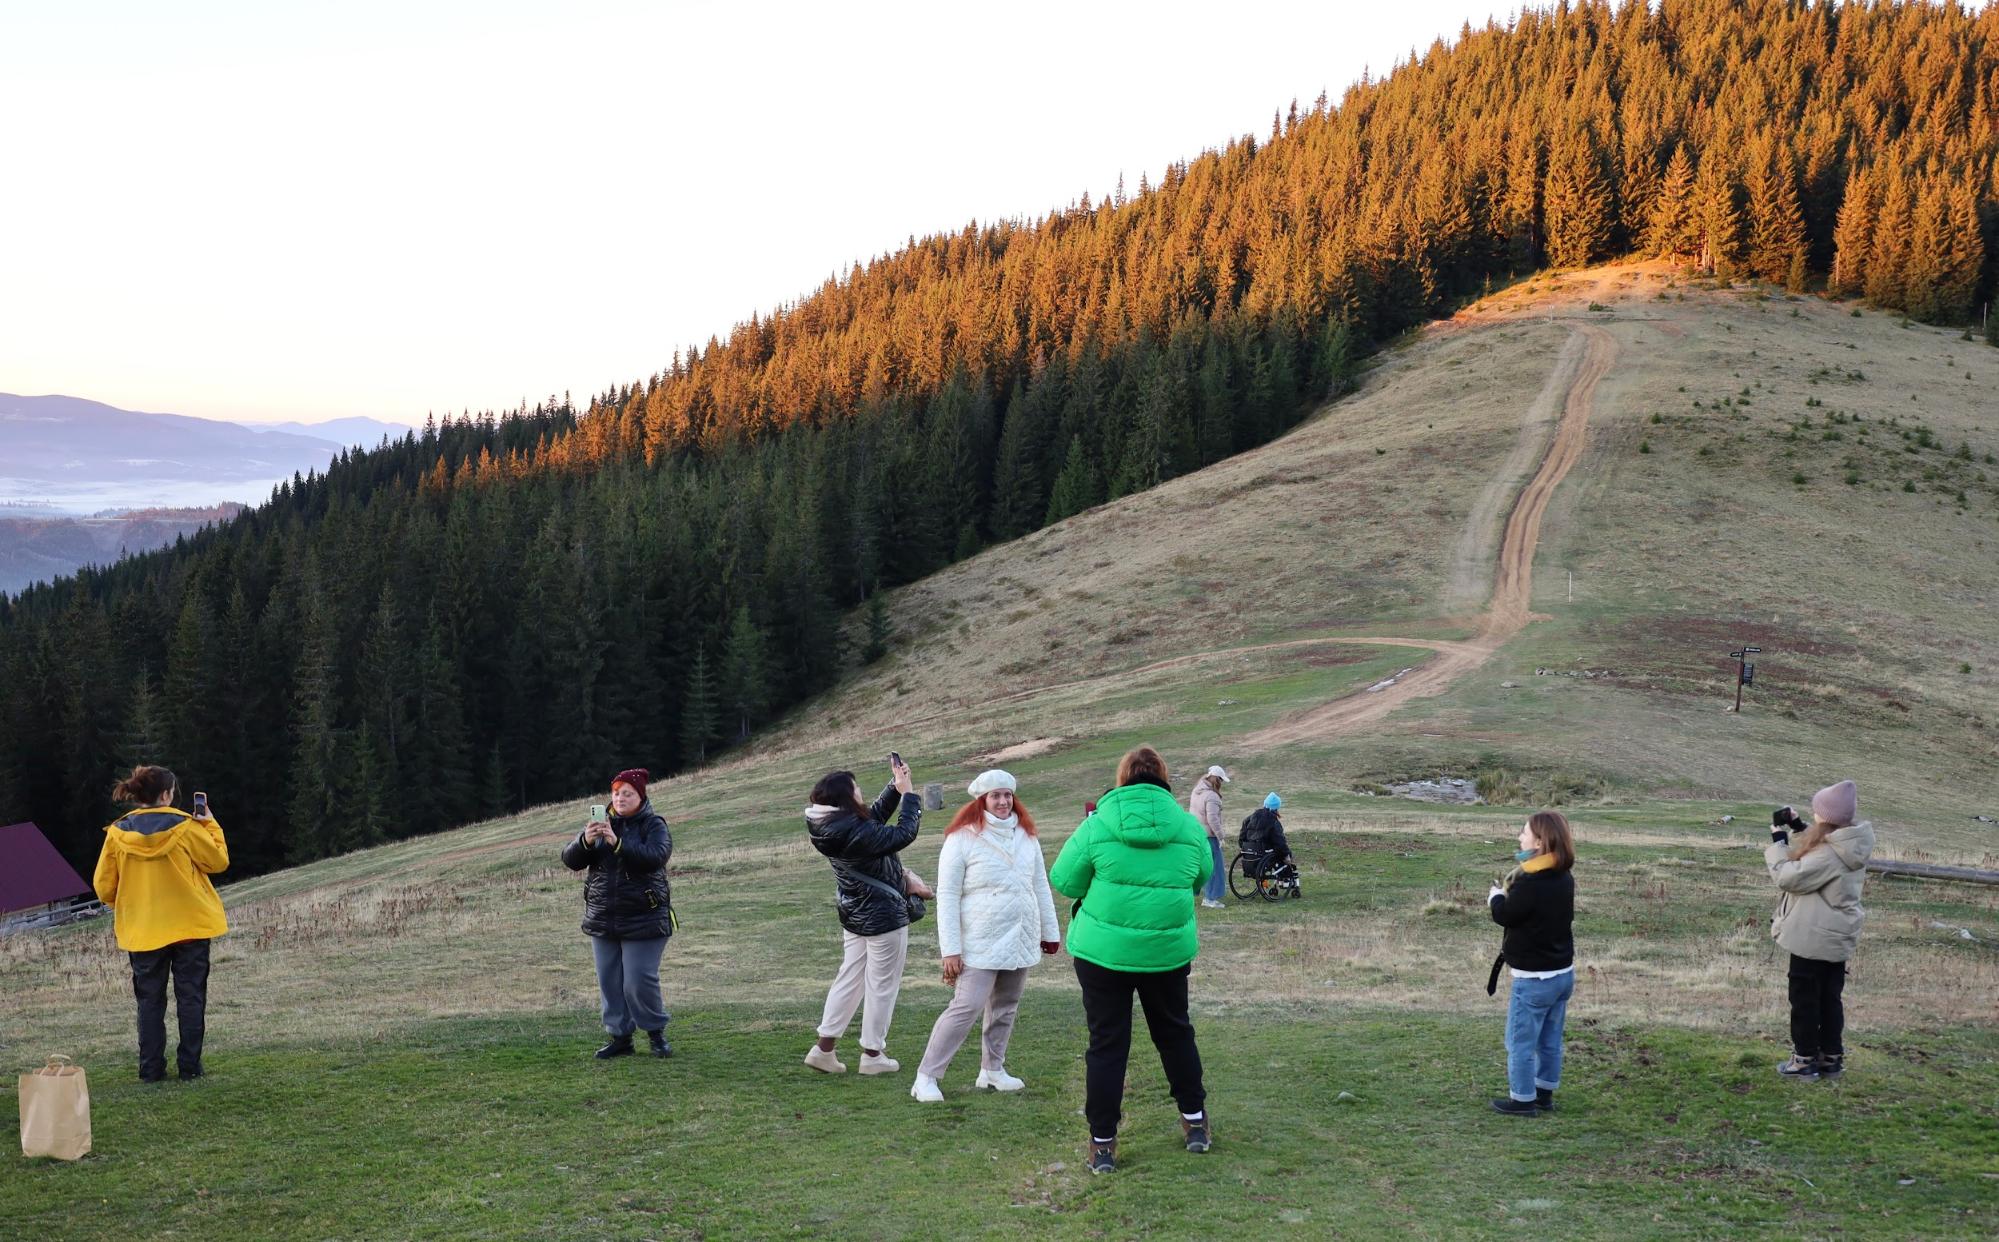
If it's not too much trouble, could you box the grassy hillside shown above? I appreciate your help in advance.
[5,268,1996,1239]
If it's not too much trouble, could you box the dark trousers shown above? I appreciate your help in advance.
[1787,953,1846,1059]
[130,938,211,1081]
[1073,957,1205,1139]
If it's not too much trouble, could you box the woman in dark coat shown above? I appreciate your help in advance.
[561,767,673,1059]
[802,756,931,1077]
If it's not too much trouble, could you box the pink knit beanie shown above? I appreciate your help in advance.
[1811,779,1857,827]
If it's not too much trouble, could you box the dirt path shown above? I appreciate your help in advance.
[1241,321,1617,749]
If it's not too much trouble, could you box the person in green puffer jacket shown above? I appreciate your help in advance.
[1050,745,1214,1175]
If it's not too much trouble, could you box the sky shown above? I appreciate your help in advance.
[1,0,1507,426]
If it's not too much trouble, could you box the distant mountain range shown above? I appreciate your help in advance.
[245,416,414,450]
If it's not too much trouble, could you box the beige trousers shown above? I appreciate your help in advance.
[816,925,909,1050]
[917,965,1029,1079]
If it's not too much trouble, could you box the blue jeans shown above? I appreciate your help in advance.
[590,935,669,1036]
[1204,838,1226,900]
[1504,970,1574,1101]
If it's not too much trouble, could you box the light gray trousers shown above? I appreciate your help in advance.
[917,965,1029,1079]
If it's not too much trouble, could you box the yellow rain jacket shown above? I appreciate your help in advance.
[92,807,229,952]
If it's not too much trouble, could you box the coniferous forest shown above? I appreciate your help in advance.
[5,0,1998,878]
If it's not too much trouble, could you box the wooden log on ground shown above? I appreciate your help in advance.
[1866,859,1999,885]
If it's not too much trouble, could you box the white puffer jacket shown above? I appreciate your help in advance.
[935,820,1062,970]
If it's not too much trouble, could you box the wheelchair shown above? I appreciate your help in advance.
[1227,850,1302,903]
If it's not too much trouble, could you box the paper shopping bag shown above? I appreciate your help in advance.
[19,1054,91,1160]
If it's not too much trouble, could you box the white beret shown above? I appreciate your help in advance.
[967,769,1018,797]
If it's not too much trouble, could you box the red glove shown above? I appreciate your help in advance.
[1041,941,1060,955]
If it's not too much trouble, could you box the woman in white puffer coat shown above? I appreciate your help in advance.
[911,769,1062,1102]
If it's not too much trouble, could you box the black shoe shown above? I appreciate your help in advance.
[1816,1055,1843,1078]
[139,1074,165,1085]
[1087,1139,1117,1174]
[647,1030,672,1058]
[1534,1087,1554,1112]
[1181,1113,1212,1153]
[1491,1096,1540,1115]
[178,1068,203,1082]
[595,1034,635,1060]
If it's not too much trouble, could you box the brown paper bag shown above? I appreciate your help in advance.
[19,1054,91,1160]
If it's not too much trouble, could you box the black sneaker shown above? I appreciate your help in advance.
[1815,1055,1843,1078]
[1534,1087,1554,1112]
[1491,1096,1540,1115]
[1087,1139,1117,1174]
[647,1030,673,1058]
[1776,1055,1820,1080]
[1181,1113,1212,1153]
[595,1034,636,1060]
[177,1068,204,1082]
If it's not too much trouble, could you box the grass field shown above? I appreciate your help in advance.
[7,266,1998,1238]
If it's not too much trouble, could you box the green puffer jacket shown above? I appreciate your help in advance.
[1050,781,1213,972]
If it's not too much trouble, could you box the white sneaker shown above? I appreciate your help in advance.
[976,1066,1026,1092]
[910,1073,944,1102]
[803,1045,846,1074]
[1201,898,1226,909]
[858,1051,900,1075]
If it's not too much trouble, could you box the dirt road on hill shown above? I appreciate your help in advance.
[1241,321,1617,749]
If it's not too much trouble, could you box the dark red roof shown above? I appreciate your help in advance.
[0,822,92,914]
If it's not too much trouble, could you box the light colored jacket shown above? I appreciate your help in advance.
[92,808,229,952]
[1765,821,1875,962]
[1189,782,1224,840]
[935,821,1061,970]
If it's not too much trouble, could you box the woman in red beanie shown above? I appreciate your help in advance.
[561,768,675,1059]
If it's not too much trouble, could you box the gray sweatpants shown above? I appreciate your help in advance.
[591,935,668,1036]
[917,966,1029,1079]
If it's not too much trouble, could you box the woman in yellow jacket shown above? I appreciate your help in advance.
[92,765,228,1083]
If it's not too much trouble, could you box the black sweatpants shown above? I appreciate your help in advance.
[131,938,211,1081]
[1072,957,1206,1139]
[1787,953,1846,1059]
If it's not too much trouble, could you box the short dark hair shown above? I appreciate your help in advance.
[810,771,867,816]
[112,764,176,806]
[1527,811,1575,871]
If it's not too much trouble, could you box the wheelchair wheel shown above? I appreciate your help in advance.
[1258,874,1286,903]
[1228,853,1258,900]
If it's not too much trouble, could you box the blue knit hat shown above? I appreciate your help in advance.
[1263,792,1282,810]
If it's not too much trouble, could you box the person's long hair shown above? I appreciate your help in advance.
[111,765,176,806]
[809,771,869,818]
[1789,820,1837,860]
[1525,811,1576,871]
[1115,746,1170,789]
[946,795,1038,836]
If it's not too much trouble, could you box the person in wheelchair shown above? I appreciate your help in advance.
[1237,793,1301,894]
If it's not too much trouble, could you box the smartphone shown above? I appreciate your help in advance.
[192,792,209,819]
[888,752,903,768]
[591,804,607,823]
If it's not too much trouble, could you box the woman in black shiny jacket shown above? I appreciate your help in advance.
[561,768,673,1059]
[802,758,931,1076]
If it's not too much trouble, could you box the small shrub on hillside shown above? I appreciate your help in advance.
[1792,471,1808,485]
[1845,472,1861,485]
[1851,307,1863,317]
[1650,412,1663,424]
[1638,440,1651,454]
[1904,480,1918,492]
[1963,663,1975,674]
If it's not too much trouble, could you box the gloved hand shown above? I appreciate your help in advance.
[1487,884,1505,904]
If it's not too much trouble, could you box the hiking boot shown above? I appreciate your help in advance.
[976,1066,1025,1092]
[1181,1112,1212,1153]
[1491,1096,1540,1115]
[646,1030,672,1058]
[858,1051,900,1075]
[594,1034,635,1060]
[910,1074,944,1102]
[1815,1054,1844,1079]
[803,1044,847,1074]
[1777,1055,1820,1080]
[1086,1138,1117,1174]
[1534,1087,1555,1112]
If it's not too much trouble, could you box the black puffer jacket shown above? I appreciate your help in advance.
[561,801,673,939]
[807,784,920,938]
[1237,808,1291,858]
[1488,866,1574,972]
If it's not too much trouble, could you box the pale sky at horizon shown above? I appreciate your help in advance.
[1,1,1507,426]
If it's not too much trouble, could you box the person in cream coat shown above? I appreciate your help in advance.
[911,769,1062,1102]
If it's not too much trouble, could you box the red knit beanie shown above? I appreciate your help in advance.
[612,768,650,799]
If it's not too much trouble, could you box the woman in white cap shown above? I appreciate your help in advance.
[1190,766,1230,908]
[910,769,1062,1102]
[1765,779,1874,1080]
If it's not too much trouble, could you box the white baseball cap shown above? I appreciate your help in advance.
[1206,765,1231,782]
